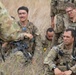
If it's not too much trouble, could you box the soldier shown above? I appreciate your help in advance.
[42,28,54,75]
[16,6,42,61]
[51,3,76,46]
[17,6,45,75]
[42,28,54,52]
[44,28,76,75]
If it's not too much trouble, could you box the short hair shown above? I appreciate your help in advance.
[46,28,54,33]
[17,6,29,13]
[65,28,76,38]
[65,3,76,9]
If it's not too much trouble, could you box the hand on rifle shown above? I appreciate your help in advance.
[24,33,33,39]
[54,68,65,75]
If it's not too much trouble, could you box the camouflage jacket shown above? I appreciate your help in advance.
[18,21,42,59]
[42,38,52,59]
[42,38,52,51]
[17,20,41,54]
[44,43,76,73]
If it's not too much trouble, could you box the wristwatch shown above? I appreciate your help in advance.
[52,66,57,71]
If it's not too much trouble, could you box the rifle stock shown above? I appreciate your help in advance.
[0,45,5,62]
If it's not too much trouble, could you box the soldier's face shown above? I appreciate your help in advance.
[18,10,28,22]
[46,31,54,41]
[71,9,76,18]
[63,31,74,45]
[66,7,73,18]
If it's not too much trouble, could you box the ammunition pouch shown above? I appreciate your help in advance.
[58,65,67,71]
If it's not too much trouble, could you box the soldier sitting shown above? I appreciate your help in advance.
[42,28,54,52]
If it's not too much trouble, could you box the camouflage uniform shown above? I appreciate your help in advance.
[17,20,42,56]
[44,43,76,75]
[42,39,52,52]
[42,38,53,75]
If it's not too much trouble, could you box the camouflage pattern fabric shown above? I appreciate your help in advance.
[42,39,52,58]
[42,38,52,52]
[18,20,40,54]
[44,43,76,75]
[18,21,43,62]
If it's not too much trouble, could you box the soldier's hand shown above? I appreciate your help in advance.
[54,68,65,75]
[64,70,72,75]
[2,42,8,48]
[24,33,33,39]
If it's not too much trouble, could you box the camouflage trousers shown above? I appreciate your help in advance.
[43,65,54,75]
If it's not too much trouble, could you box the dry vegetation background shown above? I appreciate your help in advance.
[0,0,51,39]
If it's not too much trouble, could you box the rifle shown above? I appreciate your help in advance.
[72,36,76,61]
[0,46,5,62]
[11,40,32,61]
[0,39,5,62]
